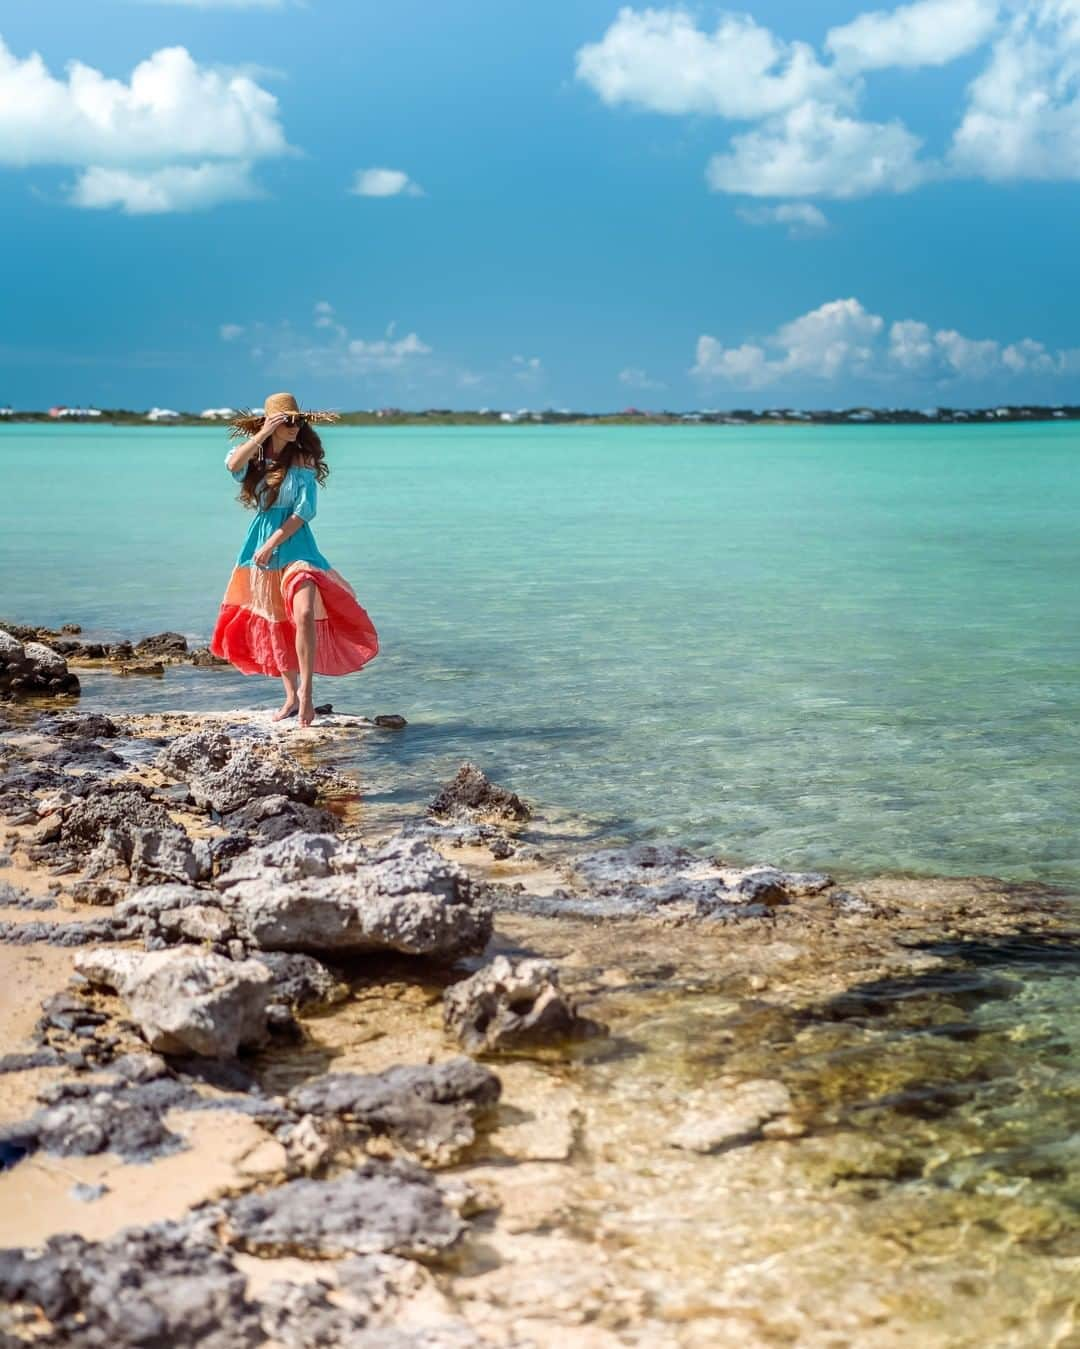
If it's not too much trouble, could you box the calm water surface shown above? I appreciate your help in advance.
[3,421,1079,885]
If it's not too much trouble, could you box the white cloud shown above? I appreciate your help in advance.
[0,39,287,168]
[826,0,1000,72]
[350,167,424,198]
[950,1,1080,180]
[618,366,666,389]
[693,296,1080,388]
[220,323,246,342]
[574,6,839,119]
[69,160,261,213]
[344,332,432,372]
[0,38,288,213]
[707,100,929,198]
[737,201,829,233]
[227,306,434,378]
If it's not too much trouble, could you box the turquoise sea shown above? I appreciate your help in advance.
[3,421,1079,887]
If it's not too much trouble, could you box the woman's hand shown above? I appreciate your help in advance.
[258,412,289,441]
[252,540,278,568]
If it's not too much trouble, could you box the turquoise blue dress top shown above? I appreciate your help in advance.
[227,460,331,572]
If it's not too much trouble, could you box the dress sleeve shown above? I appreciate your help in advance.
[225,454,246,484]
[291,469,318,522]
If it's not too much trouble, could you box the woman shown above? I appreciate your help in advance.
[210,392,378,727]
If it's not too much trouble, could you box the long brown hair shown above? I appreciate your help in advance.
[239,422,330,511]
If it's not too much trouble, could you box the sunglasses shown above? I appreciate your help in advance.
[282,414,305,427]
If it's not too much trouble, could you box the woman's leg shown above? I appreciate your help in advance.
[293,579,317,726]
[272,670,299,721]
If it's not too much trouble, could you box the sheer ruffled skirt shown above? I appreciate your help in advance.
[211,561,379,677]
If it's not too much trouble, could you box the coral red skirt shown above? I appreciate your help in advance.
[210,561,379,677]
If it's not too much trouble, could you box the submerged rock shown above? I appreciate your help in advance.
[222,1159,464,1259]
[669,1079,795,1153]
[287,1057,500,1165]
[75,946,273,1057]
[428,762,530,824]
[224,834,492,959]
[443,956,607,1055]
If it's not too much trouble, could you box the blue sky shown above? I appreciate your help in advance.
[3,0,1080,411]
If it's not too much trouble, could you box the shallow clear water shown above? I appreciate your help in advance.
[4,421,1079,885]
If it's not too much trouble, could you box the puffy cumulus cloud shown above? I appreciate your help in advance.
[70,161,261,213]
[0,37,288,212]
[693,297,1080,388]
[949,0,1080,180]
[350,167,424,198]
[575,2,1080,199]
[574,6,839,119]
[707,100,930,198]
[0,40,287,168]
[737,201,829,233]
[826,0,1000,72]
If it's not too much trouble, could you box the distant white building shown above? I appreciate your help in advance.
[200,407,235,420]
[147,407,181,421]
[0,407,12,417]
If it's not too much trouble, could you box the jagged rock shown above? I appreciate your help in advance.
[287,1058,500,1165]
[136,631,189,656]
[37,711,118,739]
[158,735,320,815]
[6,1091,185,1162]
[0,1217,259,1348]
[428,762,530,823]
[669,1079,794,1153]
[221,794,340,840]
[443,956,606,1054]
[223,835,492,959]
[254,951,347,1010]
[216,832,344,887]
[0,629,80,698]
[62,787,176,850]
[75,946,273,1057]
[222,1160,464,1259]
[189,647,227,667]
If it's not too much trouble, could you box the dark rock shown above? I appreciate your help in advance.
[254,951,347,1010]
[222,794,340,840]
[428,762,530,823]
[0,1218,260,1348]
[37,712,118,739]
[374,714,408,729]
[444,956,607,1055]
[61,787,175,851]
[136,631,189,656]
[222,1159,464,1259]
[287,1057,500,1164]
[0,918,121,946]
[189,647,228,667]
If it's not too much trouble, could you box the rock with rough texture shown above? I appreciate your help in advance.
[223,1160,464,1259]
[0,629,80,698]
[287,1057,500,1164]
[38,711,119,739]
[0,1217,259,1349]
[216,832,343,887]
[443,956,607,1054]
[136,631,189,656]
[669,1078,794,1153]
[428,762,530,823]
[226,835,492,959]
[61,788,176,851]
[253,951,347,1009]
[221,793,341,840]
[75,946,273,1057]
[156,728,235,778]
[195,746,319,814]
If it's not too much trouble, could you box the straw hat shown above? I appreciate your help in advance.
[228,392,340,439]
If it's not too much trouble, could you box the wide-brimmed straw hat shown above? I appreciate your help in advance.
[227,392,340,439]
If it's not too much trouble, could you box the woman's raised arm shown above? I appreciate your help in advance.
[225,413,287,473]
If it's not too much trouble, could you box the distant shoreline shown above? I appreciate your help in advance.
[2,405,1079,428]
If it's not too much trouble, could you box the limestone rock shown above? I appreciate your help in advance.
[75,946,273,1057]
[443,956,607,1054]
[287,1057,500,1164]
[669,1078,794,1153]
[136,631,189,656]
[428,762,530,823]
[225,835,492,959]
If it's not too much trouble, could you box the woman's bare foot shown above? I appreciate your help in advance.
[271,699,298,722]
[298,695,315,728]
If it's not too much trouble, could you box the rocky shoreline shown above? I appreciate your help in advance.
[1,631,1078,1346]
